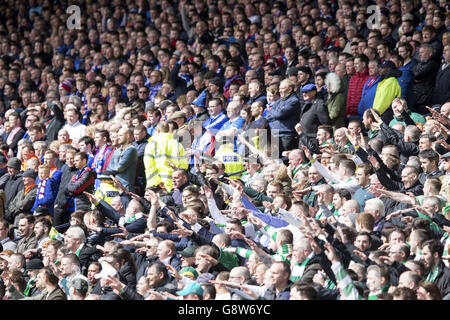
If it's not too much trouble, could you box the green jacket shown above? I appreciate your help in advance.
[8,286,67,300]
[327,92,346,131]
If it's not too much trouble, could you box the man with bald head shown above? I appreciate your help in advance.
[105,127,138,192]
[215,100,245,150]
[288,149,308,182]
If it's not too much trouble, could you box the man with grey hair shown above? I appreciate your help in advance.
[64,226,101,276]
[228,266,252,300]
[398,270,422,291]
[411,43,440,114]
[364,198,386,233]
[290,237,322,283]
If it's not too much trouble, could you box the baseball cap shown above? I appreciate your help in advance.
[69,278,89,296]
[23,168,37,179]
[33,206,50,217]
[168,111,186,121]
[301,84,317,92]
[179,267,199,279]
[179,246,198,257]
[176,281,204,297]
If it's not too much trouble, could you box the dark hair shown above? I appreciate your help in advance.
[421,239,444,258]
[78,136,95,149]
[418,149,439,165]
[40,267,60,286]
[74,151,88,162]
[291,284,319,300]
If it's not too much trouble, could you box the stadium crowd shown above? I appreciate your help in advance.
[0,0,449,301]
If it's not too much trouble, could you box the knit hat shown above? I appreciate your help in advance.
[26,258,44,271]
[441,151,450,159]
[158,100,174,110]
[59,80,73,93]
[7,157,21,170]
[378,60,396,69]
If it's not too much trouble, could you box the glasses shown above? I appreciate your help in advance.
[127,88,135,91]
[139,91,148,94]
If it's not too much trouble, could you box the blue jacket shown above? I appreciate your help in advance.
[265,93,301,137]
[96,200,147,234]
[106,145,138,192]
[32,178,58,214]
[358,76,380,117]
[398,59,417,108]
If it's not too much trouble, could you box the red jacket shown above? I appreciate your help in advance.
[346,69,370,116]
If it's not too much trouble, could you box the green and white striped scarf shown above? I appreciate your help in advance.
[290,252,314,282]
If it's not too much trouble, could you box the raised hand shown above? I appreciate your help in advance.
[84,192,100,204]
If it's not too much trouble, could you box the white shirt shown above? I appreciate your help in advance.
[63,121,86,144]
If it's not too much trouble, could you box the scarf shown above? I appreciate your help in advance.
[7,126,21,145]
[425,264,440,283]
[274,243,293,262]
[290,252,314,282]
[119,212,143,227]
[24,184,36,195]
[92,145,111,174]
[37,178,48,199]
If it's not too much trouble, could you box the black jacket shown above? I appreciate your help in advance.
[412,58,440,108]
[3,172,24,222]
[433,260,450,300]
[432,61,450,105]
[119,262,137,290]
[375,165,423,195]
[66,166,97,211]
[96,200,147,234]
[55,166,78,207]
[5,128,25,154]
[299,97,331,138]
[45,102,65,144]
[78,244,102,276]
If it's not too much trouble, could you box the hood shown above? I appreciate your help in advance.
[381,68,402,80]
